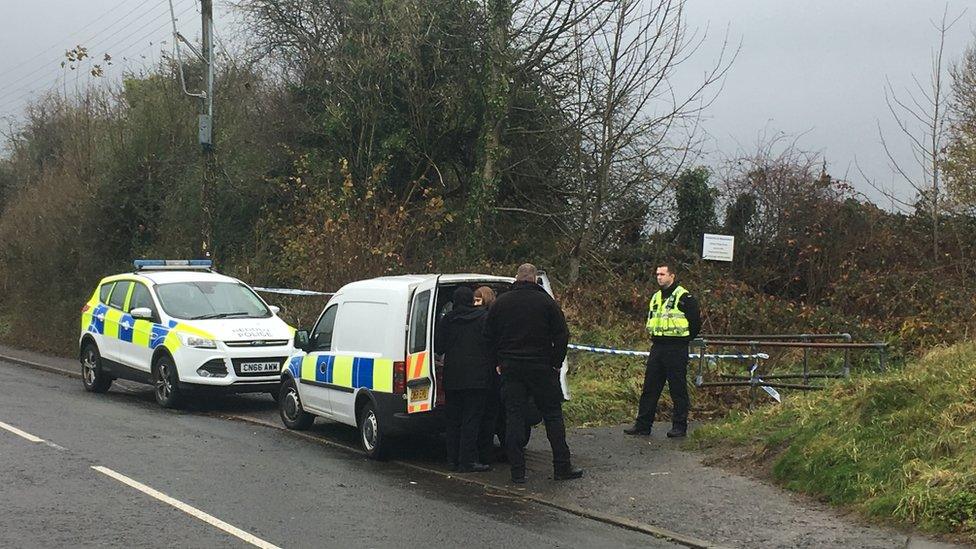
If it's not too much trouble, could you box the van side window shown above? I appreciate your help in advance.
[312,305,338,352]
[408,289,431,354]
[108,281,132,311]
[333,301,390,354]
[99,282,115,304]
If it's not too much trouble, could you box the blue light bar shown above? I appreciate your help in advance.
[133,259,213,271]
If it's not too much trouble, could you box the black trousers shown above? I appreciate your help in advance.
[478,374,502,463]
[501,362,571,474]
[634,344,690,429]
[445,388,486,465]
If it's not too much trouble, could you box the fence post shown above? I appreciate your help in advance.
[802,334,810,386]
[696,338,706,386]
[842,333,851,378]
[748,341,759,410]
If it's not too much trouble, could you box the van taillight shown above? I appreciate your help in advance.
[81,304,91,313]
[394,361,406,394]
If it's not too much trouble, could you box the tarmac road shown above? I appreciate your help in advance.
[0,360,683,549]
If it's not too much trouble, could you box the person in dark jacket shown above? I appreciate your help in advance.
[484,263,583,484]
[435,286,491,473]
[473,286,502,463]
[625,263,701,438]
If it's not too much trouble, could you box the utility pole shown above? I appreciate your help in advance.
[199,0,214,151]
[168,0,216,257]
[200,0,215,258]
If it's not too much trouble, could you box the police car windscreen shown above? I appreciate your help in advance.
[155,282,271,320]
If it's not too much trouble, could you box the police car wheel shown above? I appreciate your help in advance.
[279,378,313,430]
[357,401,387,460]
[80,343,112,393]
[153,356,183,409]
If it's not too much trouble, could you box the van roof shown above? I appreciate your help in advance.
[339,273,514,294]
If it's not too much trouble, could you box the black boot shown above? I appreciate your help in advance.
[553,465,584,480]
[624,424,652,436]
[511,467,527,484]
[458,462,491,473]
[666,424,687,438]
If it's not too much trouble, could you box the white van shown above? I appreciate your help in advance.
[277,272,568,458]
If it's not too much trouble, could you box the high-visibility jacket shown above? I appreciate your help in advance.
[646,285,690,338]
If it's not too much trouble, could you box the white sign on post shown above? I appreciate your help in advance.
[702,233,734,262]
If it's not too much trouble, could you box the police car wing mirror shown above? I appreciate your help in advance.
[130,307,153,320]
[294,330,310,351]
[269,305,281,315]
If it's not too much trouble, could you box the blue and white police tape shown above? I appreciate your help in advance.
[252,286,334,297]
[567,344,649,357]
[567,343,769,361]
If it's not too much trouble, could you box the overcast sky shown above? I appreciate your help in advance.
[1,1,975,209]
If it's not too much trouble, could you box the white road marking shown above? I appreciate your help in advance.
[91,466,281,549]
[0,420,44,442]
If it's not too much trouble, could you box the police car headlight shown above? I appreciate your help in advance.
[178,333,218,349]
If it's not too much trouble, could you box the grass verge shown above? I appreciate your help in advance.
[690,342,976,540]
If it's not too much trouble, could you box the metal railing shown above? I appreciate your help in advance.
[691,334,888,407]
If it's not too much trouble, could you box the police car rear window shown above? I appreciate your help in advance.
[99,283,114,304]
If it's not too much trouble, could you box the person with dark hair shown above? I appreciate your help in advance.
[484,263,583,484]
[625,263,701,438]
[436,286,492,472]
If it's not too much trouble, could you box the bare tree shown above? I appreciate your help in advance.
[555,0,733,282]
[873,7,964,260]
[465,0,611,245]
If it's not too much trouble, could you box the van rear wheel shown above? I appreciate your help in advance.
[357,401,387,460]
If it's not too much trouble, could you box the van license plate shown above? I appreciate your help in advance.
[409,386,429,401]
[240,361,279,373]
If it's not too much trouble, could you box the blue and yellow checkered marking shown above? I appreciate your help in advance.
[118,313,135,343]
[87,304,108,334]
[286,356,302,378]
[352,357,374,388]
[86,303,171,350]
[294,354,394,393]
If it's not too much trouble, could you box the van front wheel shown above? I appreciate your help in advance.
[279,378,313,430]
[357,401,387,460]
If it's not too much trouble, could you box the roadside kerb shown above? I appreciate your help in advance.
[0,352,80,379]
[222,414,725,549]
[0,351,724,549]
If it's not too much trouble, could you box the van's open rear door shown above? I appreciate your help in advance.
[405,276,438,413]
[537,271,571,400]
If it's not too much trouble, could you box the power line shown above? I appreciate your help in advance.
[0,1,197,113]
[0,0,139,76]
[0,0,163,96]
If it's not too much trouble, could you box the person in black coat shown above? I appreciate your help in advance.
[484,263,583,484]
[435,286,492,473]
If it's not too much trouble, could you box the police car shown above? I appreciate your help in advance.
[79,260,295,408]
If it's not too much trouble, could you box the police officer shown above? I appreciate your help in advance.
[625,263,701,438]
[484,263,583,484]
